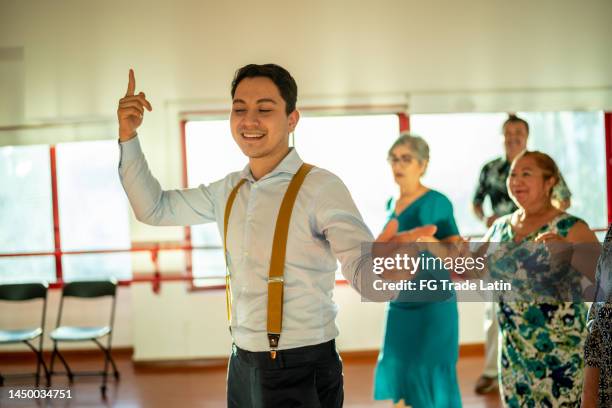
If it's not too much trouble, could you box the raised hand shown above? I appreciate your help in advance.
[117,69,153,141]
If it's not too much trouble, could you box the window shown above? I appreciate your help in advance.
[0,145,55,283]
[56,141,132,281]
[184,114,401,285]
[410,111,607,236]
[185,120,245,286]
[185,111,608,286]
[0,141,132,284]
[519,112,606,230]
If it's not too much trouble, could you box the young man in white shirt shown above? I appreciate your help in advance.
[117,64,432,407]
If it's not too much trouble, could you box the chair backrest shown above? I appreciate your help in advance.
[0,282,48,301]
[0,282,48,337]
[62,279,117,298]
[56,279,118,332]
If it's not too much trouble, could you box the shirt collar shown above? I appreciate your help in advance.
[239,148,304,182]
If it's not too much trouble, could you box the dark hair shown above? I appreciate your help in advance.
[230,64,298,115]
[503,114,529,135]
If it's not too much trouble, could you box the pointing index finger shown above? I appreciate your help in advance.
[126,69,135,96]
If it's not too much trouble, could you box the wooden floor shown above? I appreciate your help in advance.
[0,350,502,407]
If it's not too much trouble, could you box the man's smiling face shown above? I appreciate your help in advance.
[230,76,299,160]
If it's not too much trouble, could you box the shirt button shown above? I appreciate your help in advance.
[253,184,258,189]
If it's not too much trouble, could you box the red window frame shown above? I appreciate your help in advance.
[181,112,409,290]
[0,143,193,292]
[1,111,609,292]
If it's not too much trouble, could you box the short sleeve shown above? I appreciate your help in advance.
[433,193,460,239]
[473,164,489,206]
[385,197,395,221]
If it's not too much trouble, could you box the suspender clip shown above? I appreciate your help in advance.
[268,333,280,360]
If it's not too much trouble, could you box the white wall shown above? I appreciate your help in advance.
[130,282,484,361]
[0,280,483,359]
[1,0,610,359]
[2,0,611,128]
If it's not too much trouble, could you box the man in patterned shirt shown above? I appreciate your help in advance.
[473,114,572,227]
[472,114,572,394]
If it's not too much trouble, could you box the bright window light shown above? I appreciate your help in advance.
[295,114,399,233]
[411,111,606,236]
[0,145,55,283]
[185,114,400,284]
[56,140,131,281]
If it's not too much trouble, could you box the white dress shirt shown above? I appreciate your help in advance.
[119,136,391,351]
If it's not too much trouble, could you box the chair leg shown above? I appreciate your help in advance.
[94,339,120,381]
[35,350,41,387]
[102,351,109,386]
[0,372,4,387]
[35,349,50,387]
[54,345,74,383]
[24,340,50,388]
[37,349,51,387]
[106,350,120,380]
[36,356,40,388]
[49,345,57,376]
[91,339,109,398]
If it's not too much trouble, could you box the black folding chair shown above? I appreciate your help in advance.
[0,282,50,387]
[49,279,119,397]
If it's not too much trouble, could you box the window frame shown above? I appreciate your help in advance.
[181,110,410,291]
[0,143,152,289]
[1,112,609,292]
[182,110,612,290]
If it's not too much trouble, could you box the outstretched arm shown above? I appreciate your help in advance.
[117,70,217,226]
[313,176,436,301]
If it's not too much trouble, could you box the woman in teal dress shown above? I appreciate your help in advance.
[483,151,600,407]
[373,133,462,408]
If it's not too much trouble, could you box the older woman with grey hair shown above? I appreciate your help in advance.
[373,133,462,408]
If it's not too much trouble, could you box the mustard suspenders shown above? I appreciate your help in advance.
[223,178,247,329]
[223,163,314,359]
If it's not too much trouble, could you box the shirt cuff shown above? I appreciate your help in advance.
[118,134,142,167]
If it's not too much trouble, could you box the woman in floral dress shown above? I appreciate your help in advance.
[484,151,600,407]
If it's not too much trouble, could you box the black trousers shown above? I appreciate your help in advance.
[227,340,344,408]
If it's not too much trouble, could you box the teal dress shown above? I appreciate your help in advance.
[373,190,462,407]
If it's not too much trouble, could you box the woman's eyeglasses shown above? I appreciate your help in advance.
[387,155,414,166]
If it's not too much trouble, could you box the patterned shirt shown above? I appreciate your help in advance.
[584,224,612,407]
[473,157,572,216]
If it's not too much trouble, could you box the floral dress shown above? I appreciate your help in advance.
[486,212,588,408]
[584,223,612,407]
